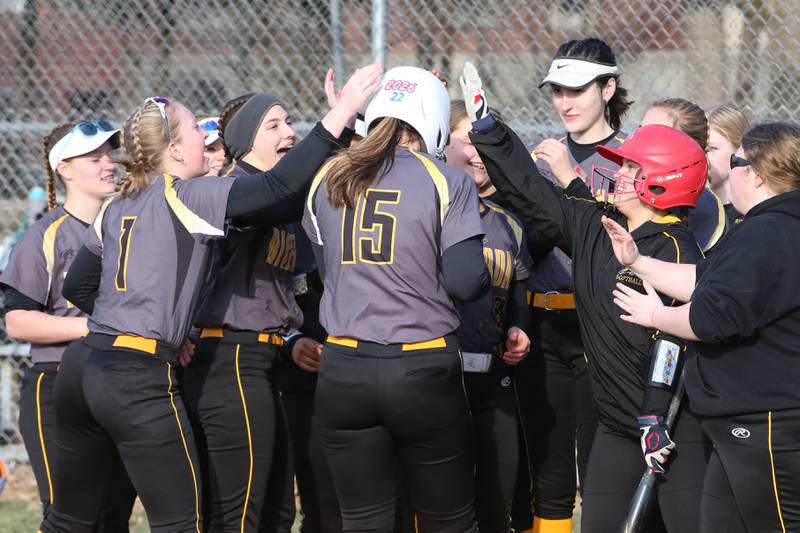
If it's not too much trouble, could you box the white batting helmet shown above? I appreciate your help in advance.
[363,66,450,159]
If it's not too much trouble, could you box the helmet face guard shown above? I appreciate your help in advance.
[590,165,642,205]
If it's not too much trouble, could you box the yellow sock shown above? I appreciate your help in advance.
[532,516,572,533]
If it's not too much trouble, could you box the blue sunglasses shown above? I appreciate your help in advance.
[74,120,115,136]
[199,119,219,133]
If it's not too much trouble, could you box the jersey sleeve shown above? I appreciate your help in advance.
[441,171,484,251]
[689,222,790,343]
[169,175,234,240]
[301,161,333,246]
[469,118,583,253]
[0,226,48,305]
[515,233,533,282]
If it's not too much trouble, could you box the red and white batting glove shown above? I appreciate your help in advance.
[638,415,676,474]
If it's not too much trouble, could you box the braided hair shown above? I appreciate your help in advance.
[42,122,76,210]
[117,99,179,197]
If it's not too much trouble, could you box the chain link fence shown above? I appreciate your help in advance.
[0,0,797,451]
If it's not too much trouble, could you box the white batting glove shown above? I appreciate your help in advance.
[459,62,490,123]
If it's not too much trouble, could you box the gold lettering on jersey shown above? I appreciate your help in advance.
[266,228,297,272]
[483,247,513,289]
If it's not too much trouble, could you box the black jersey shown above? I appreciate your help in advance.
[688,189,800,416]
[470,118,702,437]
[0,207,87,363]
[528,130,627,293]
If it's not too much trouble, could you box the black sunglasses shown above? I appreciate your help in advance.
[75,120,115,136]
[730,154,752,170]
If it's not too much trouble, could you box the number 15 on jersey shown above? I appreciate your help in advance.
[341,188,401,265]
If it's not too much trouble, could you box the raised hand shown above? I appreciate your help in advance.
[324,67,341,108]
[459,62,489,123]
[601,215,640,267]
[534,138,577,187]
[334,63,384,116]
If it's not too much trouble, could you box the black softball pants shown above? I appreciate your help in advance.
[40,334,202,533]
[580,407,710,533]
[19,362,136,529]
[315,336,477,533]
[512,308,598,531]
[699,409,800,533]
[464,360,518,533]
[182,335,283,532]
[281,389,343,533]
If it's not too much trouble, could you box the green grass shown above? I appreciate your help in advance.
[0,500,42,533]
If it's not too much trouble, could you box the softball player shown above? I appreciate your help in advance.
[303,66,489,533]
[40,64,381,533]
[510,37,630,533]
[445,99,533,532]
[462,63,710,532]
[0,121,136,528]
[641,98,729,254]
[197,116,226,175]
[608,121,800,533]
[186,91,331,532]
[706,105,749,226]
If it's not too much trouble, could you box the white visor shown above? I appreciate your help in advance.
[539,58,619,89]
[48,123,119,171]
[198,117,221,146]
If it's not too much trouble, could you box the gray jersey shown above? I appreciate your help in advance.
[0,207,86,363]
[455,200,532,351]
[195,162,302,334]
[86,174,233,346]
[529,131,627,293]
[303,148,484,344]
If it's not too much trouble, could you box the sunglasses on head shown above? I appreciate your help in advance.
[74,120,115,136]
[144,96,171,143]
[730,154,752,170]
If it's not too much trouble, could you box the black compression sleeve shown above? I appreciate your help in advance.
[640,336,685,418]
[62,245,102,315]
[527,228,556,264]
[505,279,530,333]
[441,236,490,302]
[226,122,341,220]
[2,287,44,313]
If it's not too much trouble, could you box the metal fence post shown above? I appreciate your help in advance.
[371,0,387,65]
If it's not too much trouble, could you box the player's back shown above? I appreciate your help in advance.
[304,147,483,344]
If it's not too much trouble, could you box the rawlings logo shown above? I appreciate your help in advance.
[384,80,417,92]
[656,172,683,183]
[731,427,751,439]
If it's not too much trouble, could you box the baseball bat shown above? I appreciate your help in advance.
[620,369,686,533]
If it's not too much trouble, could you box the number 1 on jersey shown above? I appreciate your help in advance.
[341,189,401,265]
[115,216,137,291]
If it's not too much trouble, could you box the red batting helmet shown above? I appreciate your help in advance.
[595,124,707,209]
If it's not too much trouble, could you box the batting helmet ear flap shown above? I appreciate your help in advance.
[364,66,451,159]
